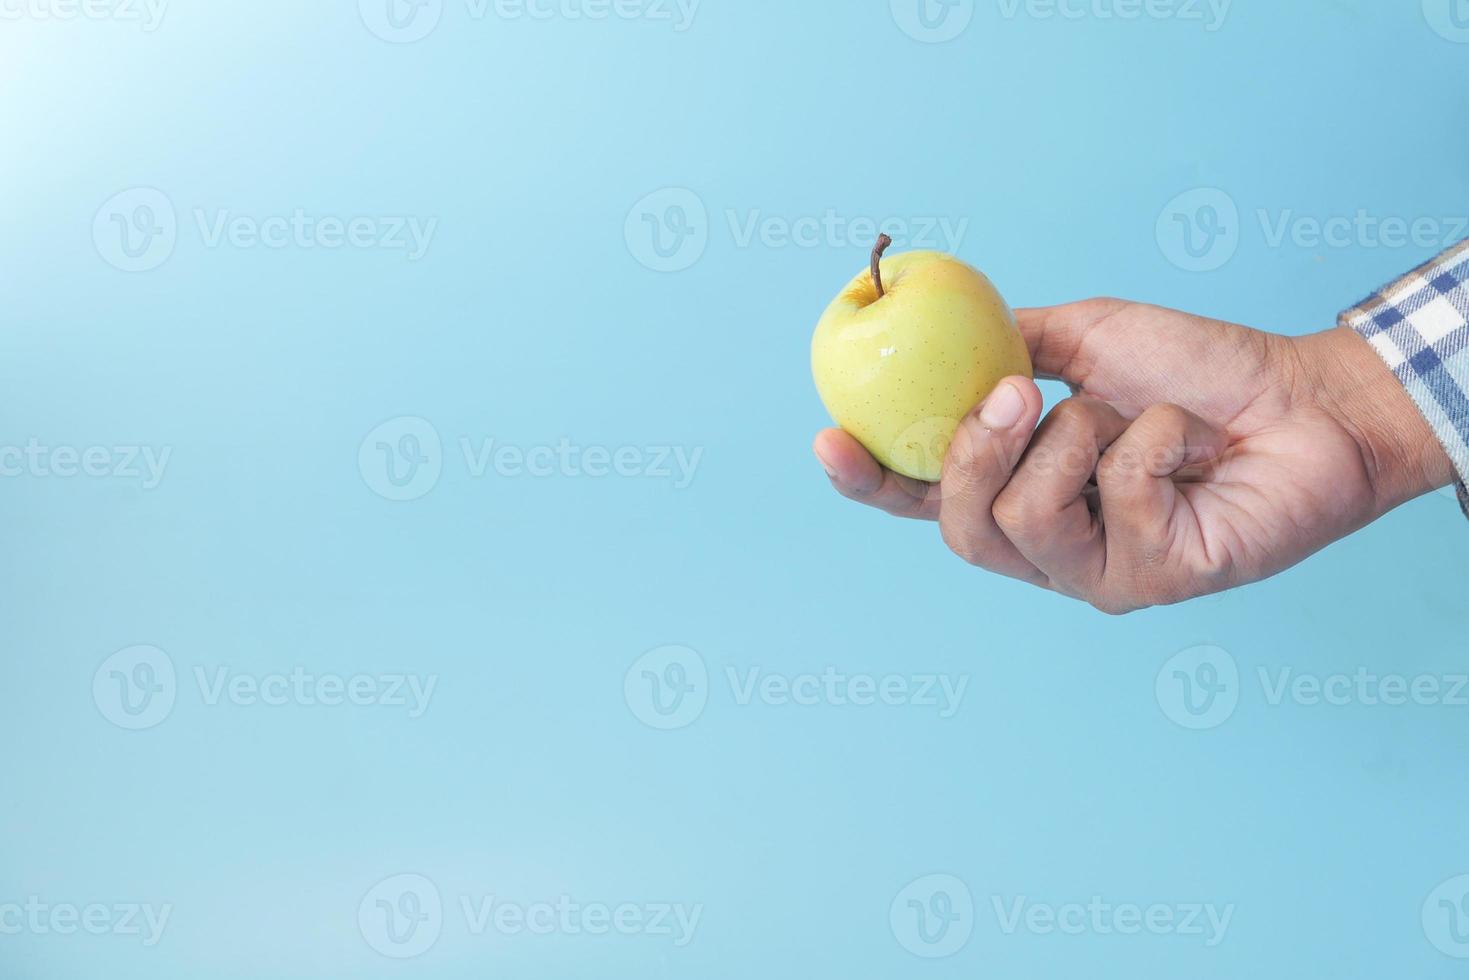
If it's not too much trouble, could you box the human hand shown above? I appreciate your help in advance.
[813,299,1454,613]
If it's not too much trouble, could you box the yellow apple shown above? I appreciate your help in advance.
[811,239,1033,482]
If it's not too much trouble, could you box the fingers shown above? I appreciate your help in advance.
[1013,299,1128,386]
[1096,403,1227,576]
[937,377,1049,585]
[813,429,938,521]
[992,395,1131,596]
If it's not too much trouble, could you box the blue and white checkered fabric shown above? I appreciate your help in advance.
[1340,240,1469,518]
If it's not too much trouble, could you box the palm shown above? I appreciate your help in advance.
[1054,303,1377,591]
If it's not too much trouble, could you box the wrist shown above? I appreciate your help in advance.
[1295,326,1456,512]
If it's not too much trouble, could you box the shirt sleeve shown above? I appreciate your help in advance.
[1338,239,1469,518]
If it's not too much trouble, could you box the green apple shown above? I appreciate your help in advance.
[811,237,1033,482]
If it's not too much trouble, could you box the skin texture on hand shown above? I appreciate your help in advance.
[813,299,1456,614]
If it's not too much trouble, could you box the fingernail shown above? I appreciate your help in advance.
[813,446,839,480]
[979,381,1025,430]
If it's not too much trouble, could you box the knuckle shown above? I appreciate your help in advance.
[1076,296,1129,317]
[1097,443,1149,490]
[1089,594,1139,616]
[990,486,1038,534]
[1138,402,1188,438]
[940,523,985,566]
[1048,397,1095,431]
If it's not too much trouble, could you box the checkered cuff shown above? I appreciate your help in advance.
[1340,239,1469,518]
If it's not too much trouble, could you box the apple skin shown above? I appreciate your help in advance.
[811,250,1033,482]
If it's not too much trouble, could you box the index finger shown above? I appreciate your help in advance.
[1014,299,1127,385]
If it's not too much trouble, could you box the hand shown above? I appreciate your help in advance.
[813,299,1454,613]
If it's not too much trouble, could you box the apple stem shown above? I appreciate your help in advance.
[871,233,893,299]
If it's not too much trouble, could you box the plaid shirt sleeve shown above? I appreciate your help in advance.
[1339,239,1469,518]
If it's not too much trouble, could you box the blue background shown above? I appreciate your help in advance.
[2,0,1468,976]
